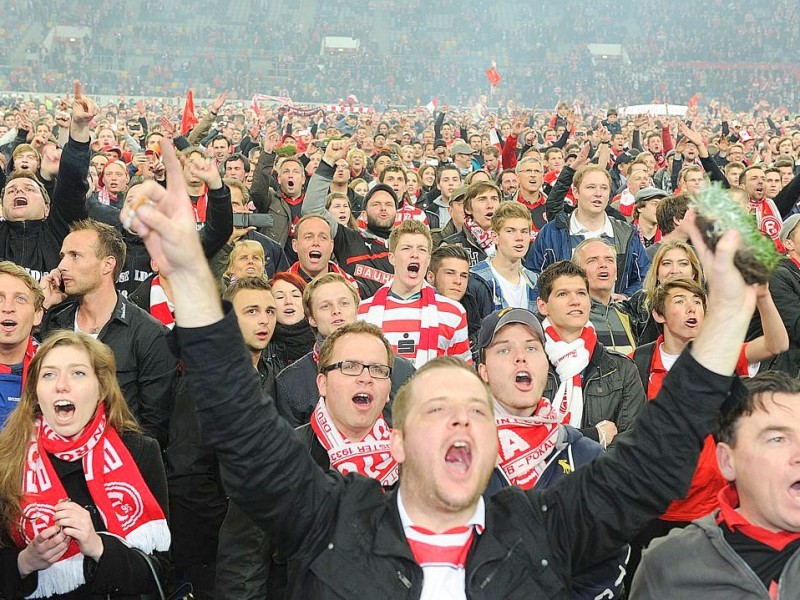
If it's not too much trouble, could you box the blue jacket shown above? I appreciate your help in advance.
[526,212,650,297]
[471,259,539,311]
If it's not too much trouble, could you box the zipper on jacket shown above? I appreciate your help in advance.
[711,527,772,598]
[396,571,412,589]
[478,538,522,590]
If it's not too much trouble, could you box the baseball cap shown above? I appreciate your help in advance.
[477,308,545,361]
[433,139,448,150]
[780,214,800,244]
[635,187,669,205]
[449,185,469,204]
[614,152,634,167]
[450,140,474,155]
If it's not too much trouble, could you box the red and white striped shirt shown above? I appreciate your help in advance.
[358,283,471,366]
[399,491,485,600]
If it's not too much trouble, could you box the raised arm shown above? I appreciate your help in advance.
[302,138,353,238]
[539,209,755,572]
[743,284,789,364]
[121,132,339,558]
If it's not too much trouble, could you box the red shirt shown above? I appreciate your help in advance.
[647,337,751,522]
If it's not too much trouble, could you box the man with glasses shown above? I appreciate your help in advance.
[329,157,364,213]
[217,320,399,599]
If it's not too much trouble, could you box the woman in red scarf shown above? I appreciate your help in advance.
[0,331,170,598]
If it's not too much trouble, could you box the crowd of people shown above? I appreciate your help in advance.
[0,76,798,599]
[3,0,800,110]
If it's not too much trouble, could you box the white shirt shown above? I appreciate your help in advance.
[569,212,614,240]
[489,262,528,309]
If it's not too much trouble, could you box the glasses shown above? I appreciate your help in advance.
[322,360,392,379]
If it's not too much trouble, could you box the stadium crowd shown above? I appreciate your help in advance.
[2,0,800,109]
[0,24,800,596]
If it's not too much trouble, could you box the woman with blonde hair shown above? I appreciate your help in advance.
[627,240,704,344]
[0,331,169,598]
[223,239,267,286]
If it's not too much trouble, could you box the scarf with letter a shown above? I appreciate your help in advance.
[12,407,170,598]
[495,398,561,489]
[310,397,398,486]
[542,319,597,427]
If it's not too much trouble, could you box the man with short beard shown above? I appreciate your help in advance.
[359,219,470,367]
[514,157,548,237]
[275,272,415,427]
[304,140,397,296]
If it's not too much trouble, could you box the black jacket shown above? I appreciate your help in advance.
[176,307,739,599]
[275,349,416,428]
[542,341,646,444]
[746,258,800,376]
[0,137,90,279]
[442,227,487,266]
[41,294,178,447]
[0,432,169,599]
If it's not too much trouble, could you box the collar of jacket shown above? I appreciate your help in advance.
[49,293,132,330]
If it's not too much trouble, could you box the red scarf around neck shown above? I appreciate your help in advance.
[0,336,38,390]
[495,398,562,489]
[288,260,359,290]
[750,197,785,253]
[464,215,495,255]
[12,406,169,596]
[716,485,800,551]
[310,397,398,486]
[149,275,175,329]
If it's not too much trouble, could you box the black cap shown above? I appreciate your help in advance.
[434,139,448,150]
[363,183,399,207]
[614,152,634,167]
[477,308,545,362]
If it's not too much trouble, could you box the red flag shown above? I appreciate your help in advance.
[486,64,501,87]
[180,89,199,136]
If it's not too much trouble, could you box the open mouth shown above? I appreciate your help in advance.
[445,441,472,473]
[596,271,610,279]
[407,262,420,274]
[790,481,800,498]
[54,400,75,419]
[13,197,28,207]
[309,250,323,261]
[352,392,373,408]
[685,318,698,327]
[0,319,17,330]
[286,180,296,189]
[515,371,533,390]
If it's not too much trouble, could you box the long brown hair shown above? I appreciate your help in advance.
[0,331,140,535]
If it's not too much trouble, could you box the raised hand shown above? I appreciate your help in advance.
[322,137,353,166]
[186,153,222,190]
[159,116,176,138]
[71,81,98,127]
[211,90,229,115]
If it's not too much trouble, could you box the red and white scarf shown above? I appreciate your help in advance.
[191,190,208,223]
[750,197,785,253]
[495,398,562,490]
[96,186,118,207]
[464,215,495,257]
[363,283,440,368]
[542,319,597,427]
[309,397,398,486]
[0,336,38,389]
[149,275,175,329]
[12,407,170,597]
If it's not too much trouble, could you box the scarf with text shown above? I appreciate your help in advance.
[0,336,38,389]
[12,407,170,597]
[148,275,175,329]
[464,215,496,257]
[310,397,398,486]
[364,283,440,368]
[495,398,561,490]
[542,319,597,427]
[750,197,785,253]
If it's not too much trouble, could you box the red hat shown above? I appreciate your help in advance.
[100,145,124,160]
[739,131,754,143]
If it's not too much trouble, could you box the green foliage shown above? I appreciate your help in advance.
[693,183,782,281]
